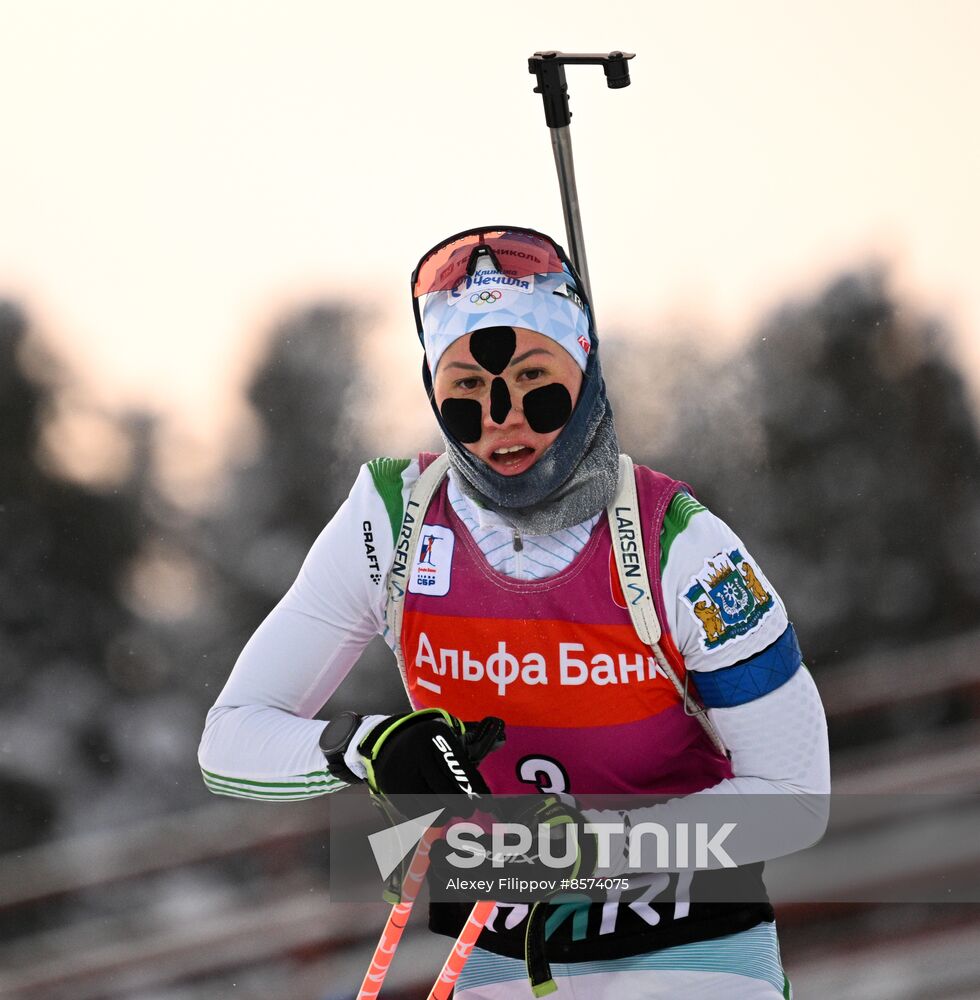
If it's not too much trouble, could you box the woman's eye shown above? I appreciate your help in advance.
[455,377,482,391]
[520,368,545,382]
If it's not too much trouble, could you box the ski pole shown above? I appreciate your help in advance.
[528,50,635,316]
[426,898,498,1000]
[357,823,443,1000]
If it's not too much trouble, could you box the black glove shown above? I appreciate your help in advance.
[428,793,599,900]
[504,794,600,883]
[357,708,503,813]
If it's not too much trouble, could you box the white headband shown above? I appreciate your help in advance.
[420,266,592,373]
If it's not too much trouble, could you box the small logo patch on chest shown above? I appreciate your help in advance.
[408,524,456,597]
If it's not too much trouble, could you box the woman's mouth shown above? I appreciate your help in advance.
[488,444,537,474]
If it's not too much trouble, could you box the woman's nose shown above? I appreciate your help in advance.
[483,378,525,428]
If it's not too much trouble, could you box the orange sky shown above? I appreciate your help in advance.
[2,1,978,495]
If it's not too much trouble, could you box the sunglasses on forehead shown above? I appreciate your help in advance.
[410,226,592,343]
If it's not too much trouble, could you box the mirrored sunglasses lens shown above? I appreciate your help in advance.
[414,231,564,297]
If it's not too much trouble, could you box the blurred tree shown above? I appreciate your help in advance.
[192,304,404,710]
[0,302,148,847]
[610,267,980,667]
[743,268,980,662]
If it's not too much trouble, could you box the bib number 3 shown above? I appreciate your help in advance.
[517,755,570,795]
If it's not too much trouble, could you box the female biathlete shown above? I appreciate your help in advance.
[198,227,830,999]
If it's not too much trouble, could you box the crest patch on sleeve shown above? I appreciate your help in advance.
[683,549,775,653]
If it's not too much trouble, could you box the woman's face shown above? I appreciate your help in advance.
[432,327,584,476]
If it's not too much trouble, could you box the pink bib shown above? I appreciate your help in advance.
[401,455,732,795]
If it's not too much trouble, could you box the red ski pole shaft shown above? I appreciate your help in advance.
[357,824,443,1000]
[426,898,498,1000]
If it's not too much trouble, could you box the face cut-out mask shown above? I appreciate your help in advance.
[438,327,574,444]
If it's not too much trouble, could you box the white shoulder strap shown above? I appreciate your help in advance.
[607,455,727,755]
[384,453,450,695]
[608,454,662,645]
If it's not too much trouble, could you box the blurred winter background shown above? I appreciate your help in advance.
[1,3,978,998]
